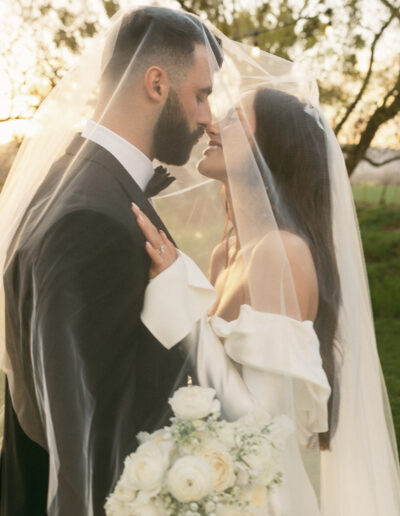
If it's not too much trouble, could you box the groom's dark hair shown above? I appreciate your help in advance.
[102,6,223,91]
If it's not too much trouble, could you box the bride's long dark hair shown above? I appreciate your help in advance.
[253,88,341,450]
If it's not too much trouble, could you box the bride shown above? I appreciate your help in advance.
[132,84,400,514]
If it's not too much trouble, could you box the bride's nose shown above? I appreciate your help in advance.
[205,121,220,138]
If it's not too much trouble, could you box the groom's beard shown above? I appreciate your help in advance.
[153,88,204,166]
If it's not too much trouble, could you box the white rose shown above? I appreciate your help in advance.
[217,505,262,516]
[242,443,278,485]
[167,455,212,502]
[238,485,268,509]
[237,410,271,433]
[169,386,220,420]
[111,483,136,504]
[216,506,246,516]
[199,444,235,492]
[123,441,169,493]
[242,442,272,472]
[235,465,249,486]
[105,496,133,516]
[131,502,163,516]
[217,424,236,448]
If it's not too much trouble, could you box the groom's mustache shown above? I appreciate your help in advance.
[191,127,205,144]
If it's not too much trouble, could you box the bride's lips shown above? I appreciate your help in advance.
[203,139,222,155]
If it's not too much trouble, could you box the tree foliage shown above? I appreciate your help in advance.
[1,0,399,174]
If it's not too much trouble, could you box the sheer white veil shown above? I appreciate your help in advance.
[0,4,398,515]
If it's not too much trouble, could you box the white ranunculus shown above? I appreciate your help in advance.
[169,386,220,420]
[199,444,235,492]
[167,455,212,502]
[123,441,169,493]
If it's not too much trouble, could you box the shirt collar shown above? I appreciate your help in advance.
[82,119,154,192]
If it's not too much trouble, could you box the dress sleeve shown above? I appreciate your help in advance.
[210,305,332,447]
[140,250,218,348]
[140,251,331,447]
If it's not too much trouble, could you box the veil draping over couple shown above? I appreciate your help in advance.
[0,5,398,516]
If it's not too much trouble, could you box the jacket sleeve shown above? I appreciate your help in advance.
[32,209,148,515]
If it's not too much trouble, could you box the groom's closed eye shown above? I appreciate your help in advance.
[197,87,213,103]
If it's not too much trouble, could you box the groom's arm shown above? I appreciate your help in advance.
[33,209,147,515]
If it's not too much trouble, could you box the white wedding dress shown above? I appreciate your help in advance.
[141,250,331,515]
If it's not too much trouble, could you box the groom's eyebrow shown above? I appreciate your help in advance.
[198,86,213,96]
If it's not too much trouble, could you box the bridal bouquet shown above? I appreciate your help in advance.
[105,385,294,516]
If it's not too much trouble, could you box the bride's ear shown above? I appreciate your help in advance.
[144,66,169,104]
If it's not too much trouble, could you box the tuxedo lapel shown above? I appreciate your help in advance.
[65,134,176,245]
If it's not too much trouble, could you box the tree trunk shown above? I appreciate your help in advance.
[345,79,400,175]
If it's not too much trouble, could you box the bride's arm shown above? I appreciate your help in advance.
[131,205,331,443]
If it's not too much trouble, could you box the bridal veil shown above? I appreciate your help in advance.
[0,4,398,515]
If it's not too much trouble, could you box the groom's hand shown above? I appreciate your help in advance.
[131,202,177,279]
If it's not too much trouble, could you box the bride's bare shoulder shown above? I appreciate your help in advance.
[249,230,319,320]
[252,230,314,264]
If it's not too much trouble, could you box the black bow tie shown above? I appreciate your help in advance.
[145,165,176,197]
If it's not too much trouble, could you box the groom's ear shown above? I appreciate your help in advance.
[144,67,169,104]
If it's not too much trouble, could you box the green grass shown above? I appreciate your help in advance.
[357,203,400,452]
[375,319,400,445]
[352,184,400,205]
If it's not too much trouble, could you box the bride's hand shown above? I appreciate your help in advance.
[131,203,178,279]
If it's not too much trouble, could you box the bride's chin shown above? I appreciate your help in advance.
[196,157,226,181]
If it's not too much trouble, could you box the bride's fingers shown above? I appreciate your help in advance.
[144,241,164,267]
[131,203,162,248]
[160,230,177,258]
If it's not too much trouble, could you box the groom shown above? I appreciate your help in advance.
[0,7,222,516]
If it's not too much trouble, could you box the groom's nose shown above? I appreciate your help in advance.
[197,98,212,128]
[205,121,219,137]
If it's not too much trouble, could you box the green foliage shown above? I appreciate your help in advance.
[103,0,120,19]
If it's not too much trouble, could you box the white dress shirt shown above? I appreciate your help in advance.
[82,119,154,193]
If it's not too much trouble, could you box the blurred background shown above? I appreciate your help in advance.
[0,0,399,449]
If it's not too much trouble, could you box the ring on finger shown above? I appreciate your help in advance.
[157,244,166,256]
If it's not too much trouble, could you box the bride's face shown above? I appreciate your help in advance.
[197,90,256,181]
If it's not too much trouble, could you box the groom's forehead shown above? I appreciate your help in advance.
[186,43,215,89]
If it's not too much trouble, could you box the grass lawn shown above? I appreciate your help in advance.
[357,203,400,452]
[352,184,400,205]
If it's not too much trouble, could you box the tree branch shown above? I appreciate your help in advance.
[334,14,395,136]
[362,155,400,167]
[379,0,400,21]
[0,115,35,123]
[345,72,400,174]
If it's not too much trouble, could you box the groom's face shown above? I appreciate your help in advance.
[153,44,213,165]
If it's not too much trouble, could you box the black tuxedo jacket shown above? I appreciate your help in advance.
[0,137,193,515]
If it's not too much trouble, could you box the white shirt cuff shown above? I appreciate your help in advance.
[140,250,218,349]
